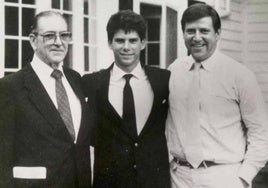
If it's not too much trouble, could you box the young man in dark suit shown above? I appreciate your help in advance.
[83,10,171,188]
[0,11,91,188]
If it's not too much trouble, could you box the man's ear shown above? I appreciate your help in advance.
[29,33,37,51]
[108,40,113,49]
[141,39,146,50]
[216,29,221,41]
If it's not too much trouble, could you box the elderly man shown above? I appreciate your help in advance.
[0,11,91,187]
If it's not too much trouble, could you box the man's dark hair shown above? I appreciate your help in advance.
[30,11,67,34]
[181,3,221,33]
[106,10,146,42]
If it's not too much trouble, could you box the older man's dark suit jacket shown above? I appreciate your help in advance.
[0,64,91,188]
[82,64,171,188]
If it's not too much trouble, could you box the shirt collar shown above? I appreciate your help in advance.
[185,56,196,71]
[111,62,146,81]
[31,53,64,78]
[199,50,219,71]
[186,49,220,72]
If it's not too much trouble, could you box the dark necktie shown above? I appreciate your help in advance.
[51,69,75,141]
[123,74,137,138]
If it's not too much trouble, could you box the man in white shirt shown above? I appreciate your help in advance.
[0,11,91,187]
[83,10,170,188]
[166,3,268,188]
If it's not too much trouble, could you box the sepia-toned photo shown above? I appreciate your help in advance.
[1,0,268,188]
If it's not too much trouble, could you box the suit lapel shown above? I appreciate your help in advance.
[138,66,163,137]
[63,67,84,101]
[98,65,122,122]
[23,65,68,136]
[63,68,91,145]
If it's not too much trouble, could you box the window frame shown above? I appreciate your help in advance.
[1,0,36,77]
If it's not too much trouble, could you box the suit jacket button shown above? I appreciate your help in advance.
[133,165,137,169]
[134,143,138,147]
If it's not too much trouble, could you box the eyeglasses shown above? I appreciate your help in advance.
[35,31,72,44]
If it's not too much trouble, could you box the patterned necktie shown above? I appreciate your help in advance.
[122,74,138,138]
[51,69,75,141]
[184,62,203,168]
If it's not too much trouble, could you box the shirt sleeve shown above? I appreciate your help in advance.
[237,68,268,184]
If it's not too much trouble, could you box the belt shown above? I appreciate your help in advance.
[173,157,219,169]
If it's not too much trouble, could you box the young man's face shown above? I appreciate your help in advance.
[109,29,146,72]
[183,16,220,62]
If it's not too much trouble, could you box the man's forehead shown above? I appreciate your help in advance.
[114,30,139,37]
[185,17,213,25]
[39,14,65,22]
[37,15,67,31]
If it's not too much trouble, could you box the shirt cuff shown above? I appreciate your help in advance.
[238,163,258,186]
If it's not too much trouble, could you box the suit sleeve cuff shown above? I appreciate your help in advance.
[238,163,258,186]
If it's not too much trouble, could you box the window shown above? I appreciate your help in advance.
[52,0,73,68]
[166,7,177,67]
[3,0,36,76]
[83,0,97,73]
[0,0,99,77]
[140,4,161,67]
[188,0,206,6]
[119,0,133,10]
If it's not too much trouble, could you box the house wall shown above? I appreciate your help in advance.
[219,0,245,63]
[95,0,119,70]
[247,0,268,180]
[218,0,268,109]
[245,0,268,107]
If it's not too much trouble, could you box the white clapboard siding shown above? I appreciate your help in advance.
[219,0,244,64]
[248,42,268,51]
[221,29,243,41]
[221,19,243,31]
[220,40,243,50]
[247,33,268,42]
[247,52,268,61]
[247,12,268,22]
[248,0,268,4]
[246,0,268,105]
[219,0,268,107]
[247,3,268,13]
[247,23,268,32]
[222,50,244,63]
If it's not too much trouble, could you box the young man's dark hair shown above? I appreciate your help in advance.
[106,9,146,42]
[181,3,221,32]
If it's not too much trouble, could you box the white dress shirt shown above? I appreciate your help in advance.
[166,51,268,184]
[31,54,81,142]
[109,63,153,135]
